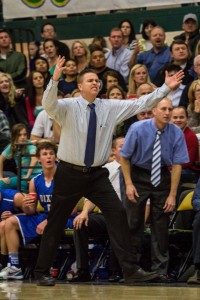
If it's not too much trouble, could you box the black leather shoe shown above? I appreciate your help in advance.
[124,268,158,284]
[36,274,56,286]
[108,272,123,282]
[154,274,175,283]
[68,269,91,282]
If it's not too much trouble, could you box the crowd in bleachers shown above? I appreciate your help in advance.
[0,12,200,285]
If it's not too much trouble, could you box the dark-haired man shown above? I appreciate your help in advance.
[41,23,70,60]
[0,29,27,88]
[34,56,184,286]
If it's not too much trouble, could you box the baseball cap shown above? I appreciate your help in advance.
[183,13,198,23]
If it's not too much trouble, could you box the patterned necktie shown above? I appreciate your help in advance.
[151,130,162,187]
[84,103,97,168]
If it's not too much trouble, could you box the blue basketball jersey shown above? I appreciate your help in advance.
[0,189,20,215]
[34,172,54,215]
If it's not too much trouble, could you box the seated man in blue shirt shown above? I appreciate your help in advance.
[120,97,189,282]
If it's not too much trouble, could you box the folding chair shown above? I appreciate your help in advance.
[169,190,194,281]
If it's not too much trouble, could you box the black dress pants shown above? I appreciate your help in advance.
[34,162,139,277]
[123,165,171,275]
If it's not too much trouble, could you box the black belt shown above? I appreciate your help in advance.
[60,161,103,173]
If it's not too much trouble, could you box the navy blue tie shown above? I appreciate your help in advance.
[84,103,97,167]
[119,166,125,202]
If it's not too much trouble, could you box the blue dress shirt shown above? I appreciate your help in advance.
[120,119,189,169]
[137,46,172,82]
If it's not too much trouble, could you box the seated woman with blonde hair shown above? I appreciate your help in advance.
[126,64,156,99]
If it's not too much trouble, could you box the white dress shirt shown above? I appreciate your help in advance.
[104,160,121,200]
[42,79,170,166]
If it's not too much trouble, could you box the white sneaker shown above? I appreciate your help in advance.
[0,264,23,280]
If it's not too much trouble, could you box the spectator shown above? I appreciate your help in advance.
[89,45,127,97]
[101,70,127,98]
[120,97,189,282]
[105,27,132,83]
[0,142,78,280]
[171,106,200,185]
[106,84,126,100]
[0,72,28,129]
[25,71,46,128]
[40,22,70,60]
[154,40,194,87]
[139,19,157,51]
[0,123,41,192]
[127,64,155,99]
[33,56,51,86]
[174,13,200,60]
[0,29,27,88]
[187,79,200,133]
[43,39,59,77]
[118,19,137,50]
[58,59,78,97]
[88,36,109,53]
[130,26,172,84]
[30,90,64,143]
[195,39,200,57]
[180,55,200,108]
[70,40,90,73]
[163,64,186,107]
[0,109,10,154]
[28,41,41,73]
[0,189,23,270]
[71,89,81,97]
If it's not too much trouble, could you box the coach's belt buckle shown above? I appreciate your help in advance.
[83,166,89,173]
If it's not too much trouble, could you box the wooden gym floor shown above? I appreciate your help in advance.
[0,280,200,300]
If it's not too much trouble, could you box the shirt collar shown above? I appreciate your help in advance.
[78,96,98,110]
[150,118,168,134]
[112,46,124,56]
[151,45,168,54]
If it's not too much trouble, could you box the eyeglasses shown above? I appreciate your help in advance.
[43,29,55,33]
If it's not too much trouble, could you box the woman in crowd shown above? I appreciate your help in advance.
[139,19,157,51]
[118,19,137,50]
[127,64,155,99]
[88,35,109,53]
[101,70,125,98]
[58,59,78,97]
[0,123,41,192]
[106,84,127,137]
[25,71,46,129]
[28,41,41,73]
[43,39,59,76]
[0,72,28,129]
[70,40,90,73]
[33,56,51,86]
[188,79,200,133]
[106,84,126,100]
